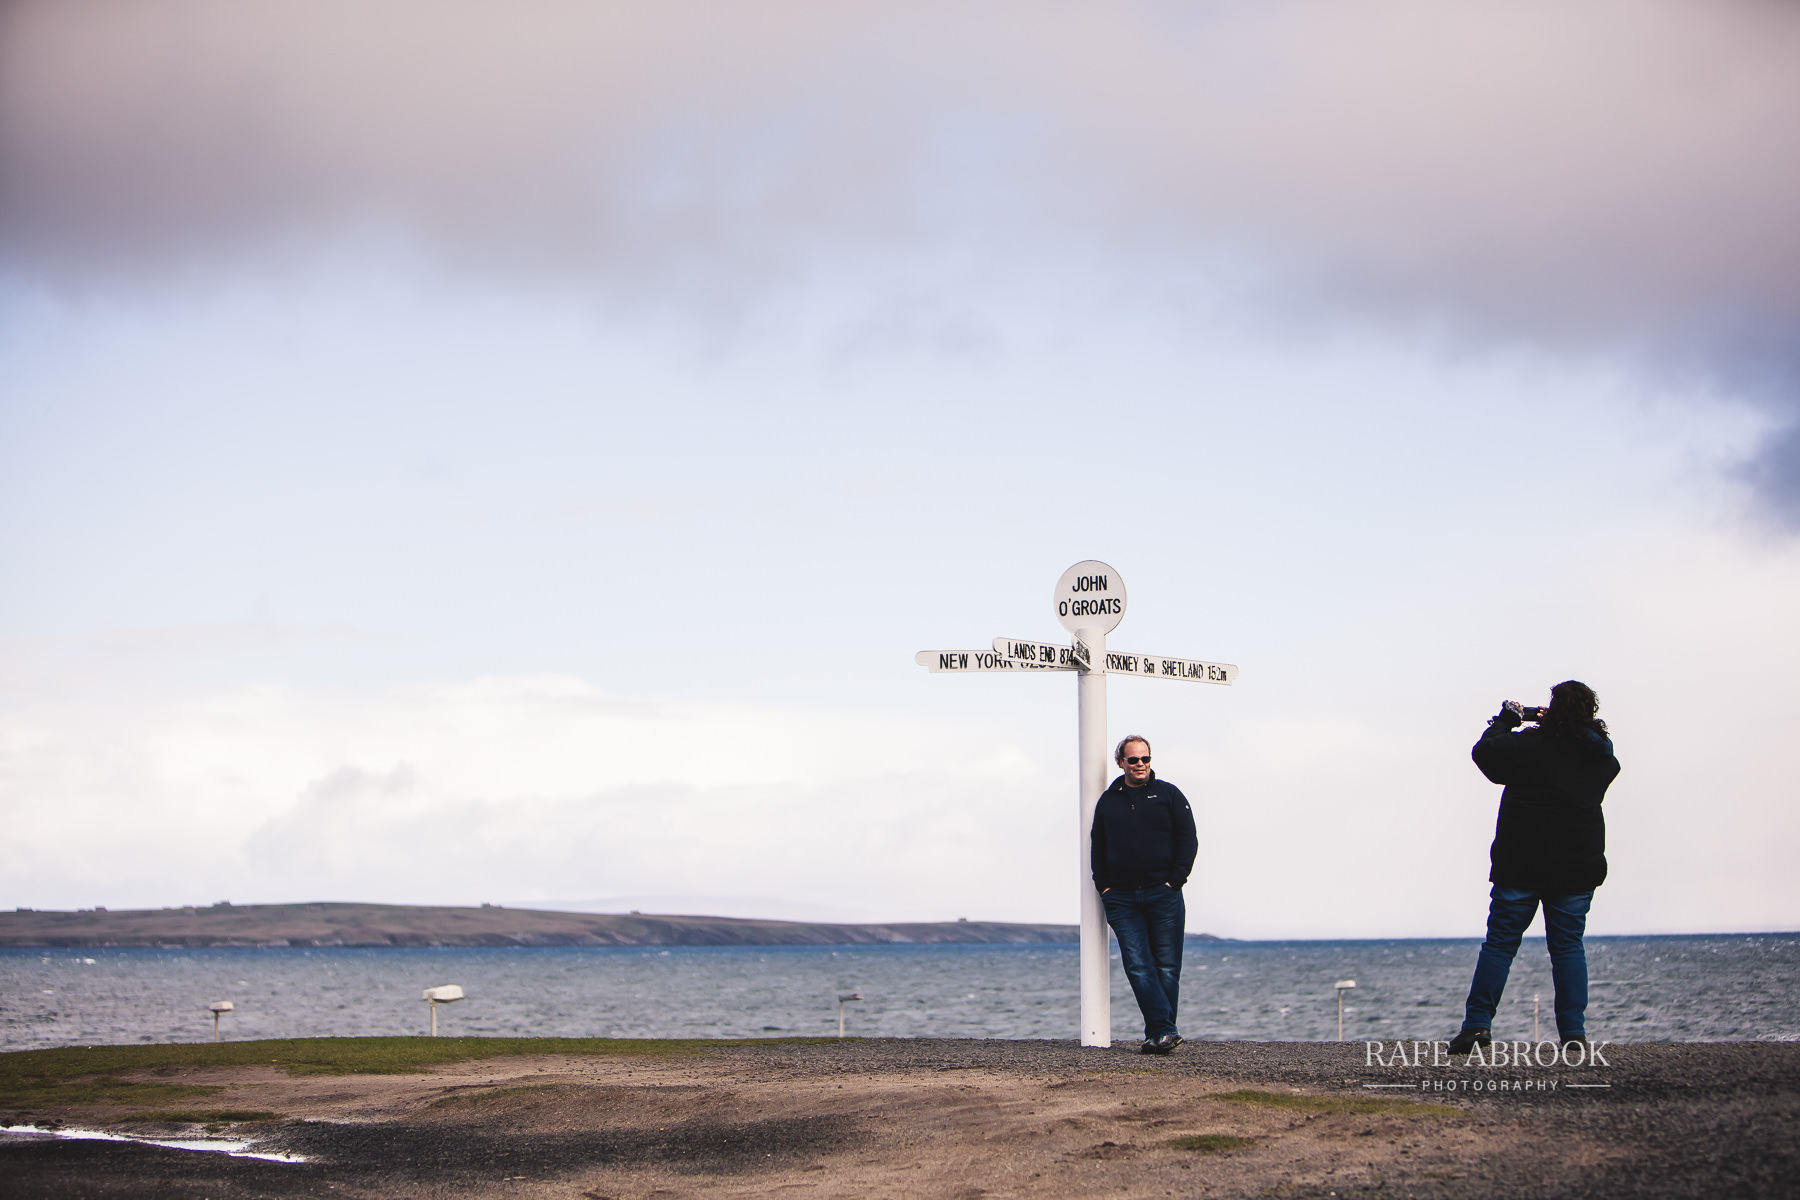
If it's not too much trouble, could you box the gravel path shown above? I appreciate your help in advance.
[4,1038,1796,1198]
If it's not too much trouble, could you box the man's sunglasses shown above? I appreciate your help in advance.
[1124,755,1151,765]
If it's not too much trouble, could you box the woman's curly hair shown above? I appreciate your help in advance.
[1541,680,1608,739]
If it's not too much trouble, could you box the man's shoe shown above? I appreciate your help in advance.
[1148,1034,1183,1055]
[1138,1039,1159,1055]
[1447,1028,1491,1055]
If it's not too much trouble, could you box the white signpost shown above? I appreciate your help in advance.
[916,560,1238,1047]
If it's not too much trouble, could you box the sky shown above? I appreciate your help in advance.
[2,0,1797,938]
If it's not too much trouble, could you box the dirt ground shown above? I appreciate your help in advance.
[4,1038,1797,1199]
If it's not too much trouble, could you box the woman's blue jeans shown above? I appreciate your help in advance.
[1102,884,1185,1040]
[1462,885,1594,1041]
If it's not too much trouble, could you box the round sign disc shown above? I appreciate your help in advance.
[1054,560,1127,634]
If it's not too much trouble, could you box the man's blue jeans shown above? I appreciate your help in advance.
[1102,884,1185,1040]
[1461,885,1594,1041]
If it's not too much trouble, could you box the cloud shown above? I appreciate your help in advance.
[3,0,1798,507]
[242,768,1060,922]
[0,673,1069,922]
[8,523,1800,942]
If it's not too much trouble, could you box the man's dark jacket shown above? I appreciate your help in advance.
[1472,714,1620,894]
[1090,772,1198,892]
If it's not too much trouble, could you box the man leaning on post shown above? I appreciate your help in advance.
[1091,735,1198,1054]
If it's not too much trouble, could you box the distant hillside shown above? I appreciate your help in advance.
[0,902,1232,948]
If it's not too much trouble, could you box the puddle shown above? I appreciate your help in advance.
[0,1124,306,1162]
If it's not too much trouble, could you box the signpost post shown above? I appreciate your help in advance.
[916,560,1237,1047]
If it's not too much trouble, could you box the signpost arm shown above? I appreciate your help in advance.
[1076,626,1111,1047]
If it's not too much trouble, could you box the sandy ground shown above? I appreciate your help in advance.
[4,1039,1797,1199]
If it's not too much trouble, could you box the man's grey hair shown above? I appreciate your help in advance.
[1114,734,1151,764]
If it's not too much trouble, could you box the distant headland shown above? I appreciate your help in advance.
[0,901,1230,949]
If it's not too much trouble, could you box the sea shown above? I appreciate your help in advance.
[3,934,1795,1052]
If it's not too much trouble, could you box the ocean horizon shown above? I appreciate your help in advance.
[6,932,1796,1053]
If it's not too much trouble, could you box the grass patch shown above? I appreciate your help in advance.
[1209,1089,1460,1118]
[1,1036,835,1107]
[0,1074,221,1110]
[115,1110,285,1124]
[1168,1134,1257,1154]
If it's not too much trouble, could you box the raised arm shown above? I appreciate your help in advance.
[1471,705,1525,784]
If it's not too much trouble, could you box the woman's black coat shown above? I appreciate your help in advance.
[1472,714,1620,894]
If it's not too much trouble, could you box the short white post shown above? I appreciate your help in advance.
[1077,626,1111,1048]
[1334,981,1356,1041]
[837,992,862,1038]
[421,985,463,1036]
[209,1000,233,1043]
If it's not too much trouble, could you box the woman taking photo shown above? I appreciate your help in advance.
[1449,680,1621,1054]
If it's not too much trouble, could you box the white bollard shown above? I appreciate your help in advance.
[837,992,862,1038]
[422,985,463,1036]
[1077,626,1111,1048]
